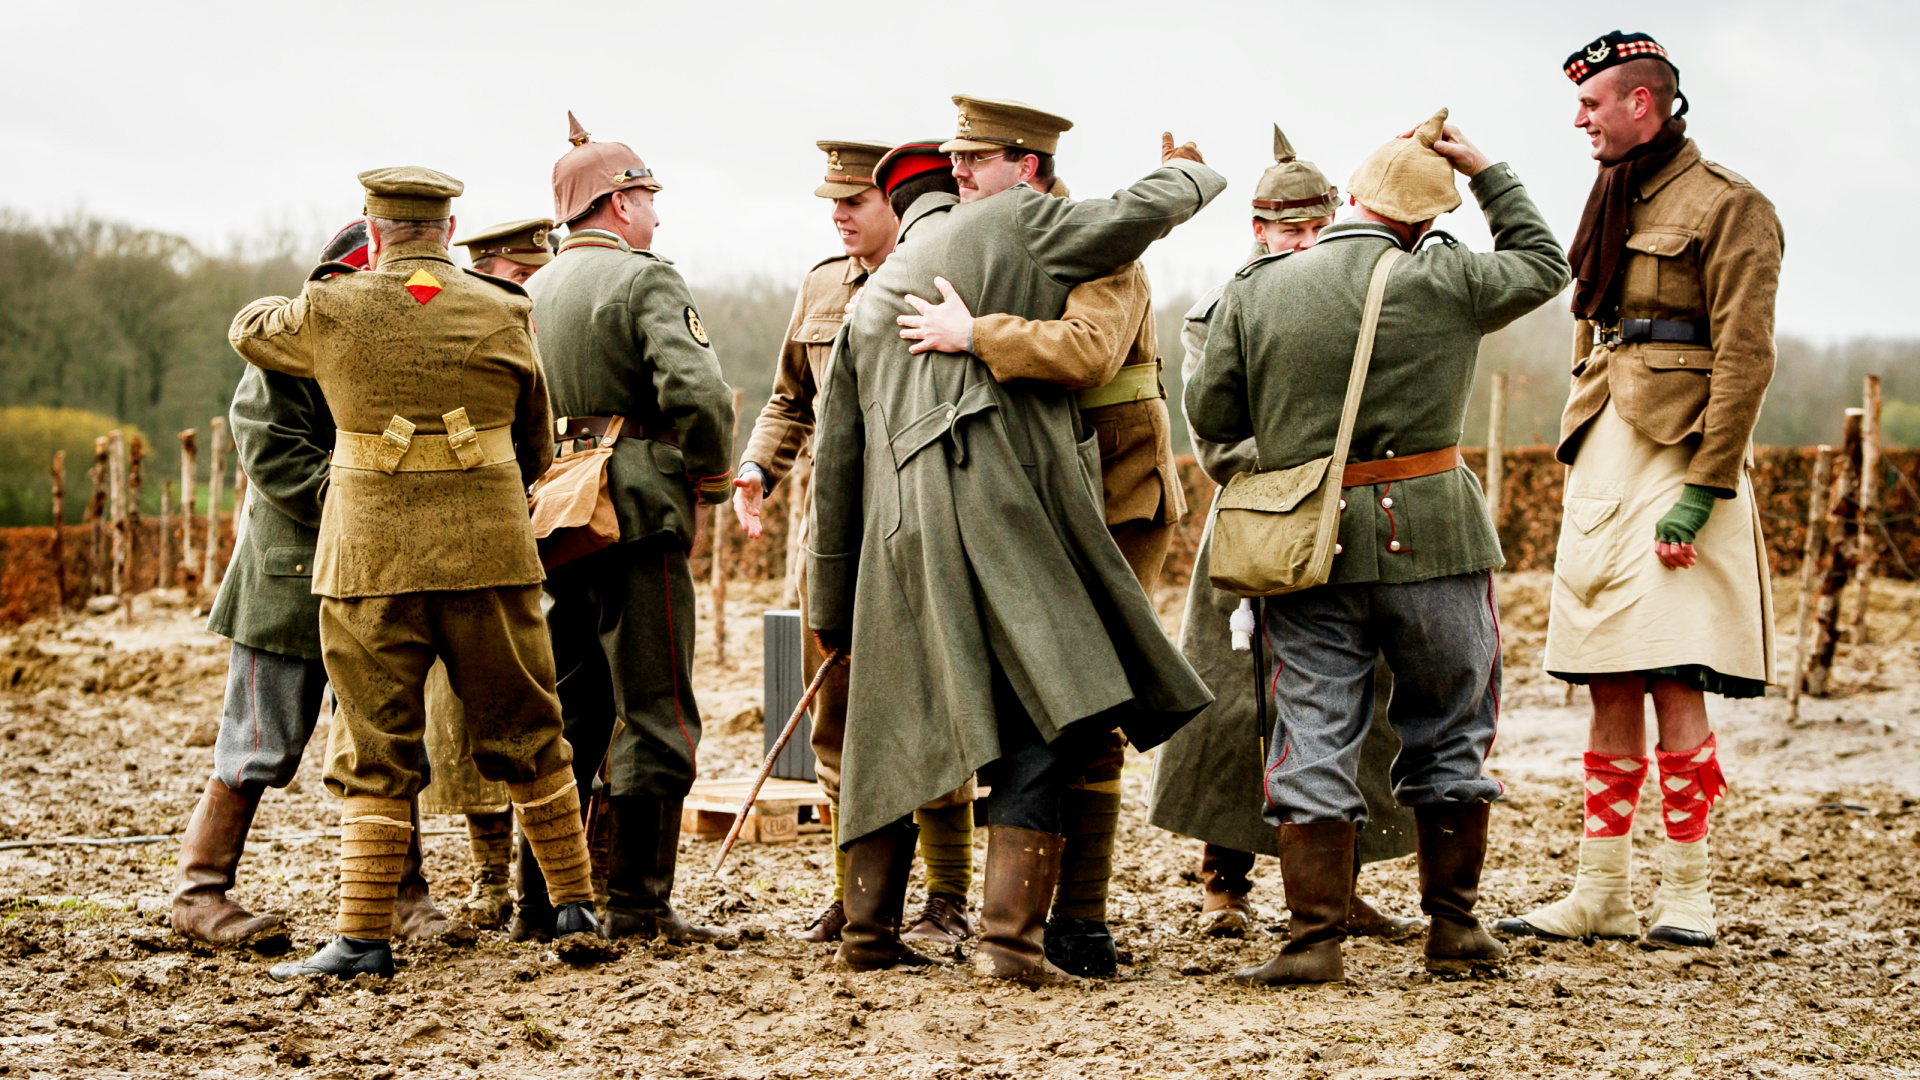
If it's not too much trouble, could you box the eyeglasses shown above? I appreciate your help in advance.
[948,151,1006,168]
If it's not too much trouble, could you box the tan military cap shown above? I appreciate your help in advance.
[358,166,463,221]
[815,140,894,199]
[1346,108,1462,224]
[552,111,662,225]
[940,96,1073,156]
[457,218,555,267]
[1252,125,1339,222]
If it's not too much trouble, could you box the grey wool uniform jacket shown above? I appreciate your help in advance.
[205,365,334,660]
[807,160,1225,845]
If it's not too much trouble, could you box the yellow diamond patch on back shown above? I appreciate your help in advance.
[404,269,442,305]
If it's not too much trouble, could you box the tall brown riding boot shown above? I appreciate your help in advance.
[172,776,284,946]
[1415,802,1508,973]
[835,819,933,970]
[602,796,734,943]
[1230,821,1354,986]
[1346,848,1424,941]
[460,811,514,928]
[1199,843,1256,937]
[392,800,454,940]
[977,826,1075,985]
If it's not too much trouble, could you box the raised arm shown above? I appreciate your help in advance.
[1019,157,1227,284]
[228,290,319,379]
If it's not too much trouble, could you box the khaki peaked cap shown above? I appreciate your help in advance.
[815,140,893,199]
[1252,125,1339,222]
[551,111,661,225]
[358,167,463,221]
[1346,108,1461,224]
[458,219,555,267]
[940,96,1073,156]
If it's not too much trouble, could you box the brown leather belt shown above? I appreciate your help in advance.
[1341,446,1461,487]
[556,414,679,446]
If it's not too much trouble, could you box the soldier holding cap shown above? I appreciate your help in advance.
[732,140,980,949]
[230,167,599,980]
[1148,126,1421,946]
[520,114,737,945]
[807,97,1222,982]
[1187,110,1568,985]
[1500,31,1782,953]
[458,218,554,286]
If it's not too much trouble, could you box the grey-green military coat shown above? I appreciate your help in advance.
[808,161,1226,845]
[205,365,334,660]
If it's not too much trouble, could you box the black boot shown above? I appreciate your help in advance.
[555,901,599,937]
[835,819,932,970]
[1043,917,1117,978]
[602,796,733,944]
[268,936,394,981]
[509,826,556,942]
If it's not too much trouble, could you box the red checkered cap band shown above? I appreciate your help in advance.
[1565,36,1671,83]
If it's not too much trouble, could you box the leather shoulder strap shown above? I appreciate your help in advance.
[1330,248,1403,473]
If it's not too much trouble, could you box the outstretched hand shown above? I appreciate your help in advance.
[897,276,974,355]
[731,473,763,539]
[1161,131,1204,164]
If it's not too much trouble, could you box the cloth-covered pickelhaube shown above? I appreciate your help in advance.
[1346,108,1461,224]
[1251,125,1338,222]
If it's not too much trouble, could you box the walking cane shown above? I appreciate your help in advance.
[710,648,845,875]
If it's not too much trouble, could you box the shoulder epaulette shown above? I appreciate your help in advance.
[1233,249,1294,280]
[1416,230,1461,251]
[631,249,673,266]
[308,261,359,282]
[1184,283,1228,323]
[1701,160,1752,187]
[462,267,528,296]
[808,253,853,274]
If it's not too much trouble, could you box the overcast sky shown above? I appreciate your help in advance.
[6,0,1912,340]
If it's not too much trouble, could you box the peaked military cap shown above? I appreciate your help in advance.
[552,111,662,225]
[940,96,1073,156]
[1564,30,1688,116]
[457,218,555,267]
[814,140,893,200]
[874,140,950,196]
[357,167,463,221]
[1252,125,1339,222]
[1347,108,1461,224]
[320,219,370,268]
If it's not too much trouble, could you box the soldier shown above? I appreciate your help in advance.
[520,114,737,944]
[1498,32,1781,951]
[808,97,1221,982]
[231,168,599,980]
[458,218,554,286]
[733,140,978,948]
[1187,110,1569,984]
[173,220,456,949]
[1147,126,1421,944]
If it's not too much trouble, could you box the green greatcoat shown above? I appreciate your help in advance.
[1185,164,1569,585]
[525,231,737,549]
[205,365,334,660]
[1145,286,1411,862]
[808,160,1226,845]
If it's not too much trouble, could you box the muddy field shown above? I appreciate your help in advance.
[0,573,1915,1078]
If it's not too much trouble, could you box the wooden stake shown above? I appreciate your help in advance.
[782,453,811,608]
[88,436,109,598]
[49,451,66,615]
[159,480,175,591]
[1787,447,1833,719]
[127,435,145,602]
[1485,372,1508,526]
[178,429,198,589]
[1849,375,1882,647]
[1805,411,1864,698]
[201,418,226,604]
[711,650,844,876]
[108,431,128,621]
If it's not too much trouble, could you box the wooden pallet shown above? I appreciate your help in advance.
[681,777,831,845]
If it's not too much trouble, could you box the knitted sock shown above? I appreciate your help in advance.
[831,806,848,903]
[1581,752,1650,838]
[466,811,514,888]
[915,803,975,899]
[1051,762,1122,923]
[510,772,593,907]
[338,797,411,939]
[1656,734,1726,843]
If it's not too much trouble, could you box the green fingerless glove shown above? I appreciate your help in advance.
[1653,484,1718,545]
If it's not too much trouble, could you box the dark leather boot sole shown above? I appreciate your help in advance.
[1644,925,1715,949]
[1492,916,1636,943]
[509,911,556,942]
[268,936,394,981]
[1229,941,1343,986]
[1044,917,1118,978]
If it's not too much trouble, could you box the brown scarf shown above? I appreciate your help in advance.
[1567,116,1688,319]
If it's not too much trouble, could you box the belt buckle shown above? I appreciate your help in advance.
[1595,321,1623,348]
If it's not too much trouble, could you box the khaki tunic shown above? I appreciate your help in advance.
[740,255,870,492]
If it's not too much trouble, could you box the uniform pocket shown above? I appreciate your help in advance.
[1555,485,1623,605]
[263,545,316,578]
[1623,228,1700,313]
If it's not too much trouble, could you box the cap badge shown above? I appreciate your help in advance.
[956,108,971,134]
[828,150,842,169]
[531,227,548,247]
[403,269,442,305]
[1586,41,1611,63]
[684,306,710,347]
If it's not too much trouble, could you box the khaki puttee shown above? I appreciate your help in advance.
[332,411,516,474]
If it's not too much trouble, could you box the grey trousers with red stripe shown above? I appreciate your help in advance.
[212,642,327,790]
[544,535,702,800]
[1259,571,1503,825]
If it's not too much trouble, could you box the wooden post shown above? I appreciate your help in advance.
[108,430,128,618]
[178,429,198,590]
[782,453,811,608]
[1849,375,1882,647]
[1805,411,1864,698]
[1787,447,1833,719]
[127,435,145,601]
[49,452,66,615]
[159,480,175,590]
[1485,372,1508,526]
[88,436,109,598]
[201,418,226,603]
[712,387,746,667]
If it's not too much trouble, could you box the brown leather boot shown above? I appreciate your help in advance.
[903,894,972,946]
[1346,849,1424,941]
[1231,821,1353,986]
[793,900,846,943]
[1415,802,1508,973]
[460,811,514,928]
[392,800,454,941]
[171,777,285,946]
[1199,843,1255,937]
[602,796,735,944]
[976,826,1075,985]
[835,820,932,970]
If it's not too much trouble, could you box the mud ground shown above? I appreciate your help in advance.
[0,573,1914,1078]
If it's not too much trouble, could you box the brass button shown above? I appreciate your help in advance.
[295,564,306,573]
[1389,540,1402,552]
[945,409,956,422]
[1381,497,1394,509]
[1334,543,1343,555]
[1338,498,1347,511]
